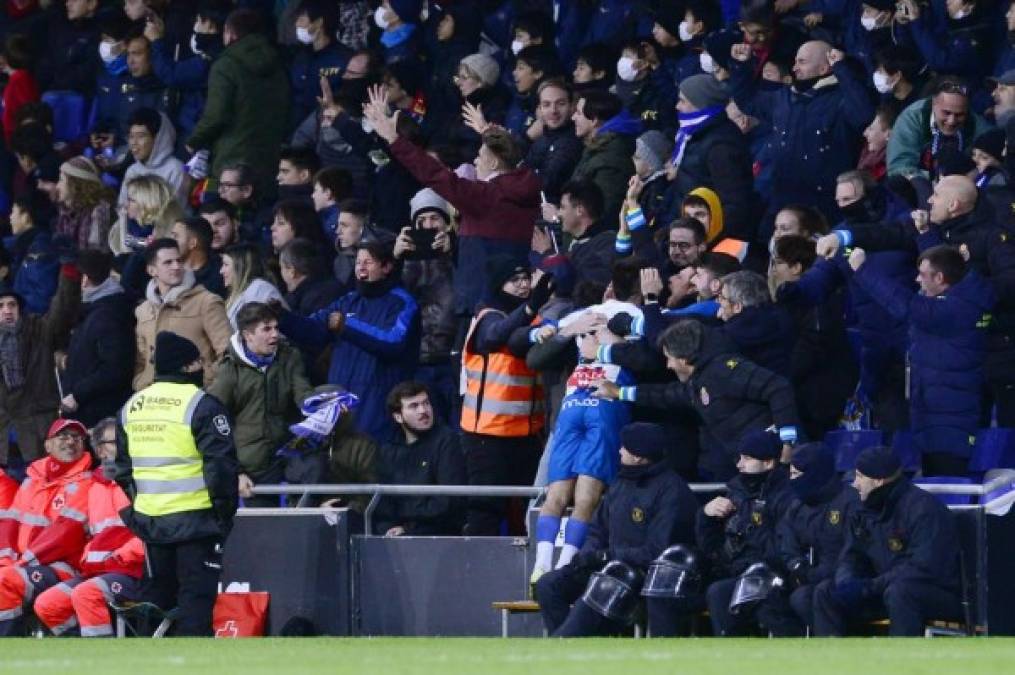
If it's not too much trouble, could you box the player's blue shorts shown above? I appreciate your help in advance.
[547,391,630,484]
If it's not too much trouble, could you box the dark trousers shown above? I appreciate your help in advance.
[984,382,1015,427]
[535,565,627,637]
[812,578,961,636]
[461,432,541,536]
[143,537,222,636]
[706,577,755,637]
[645,596,702,637]
[756,585,811,637]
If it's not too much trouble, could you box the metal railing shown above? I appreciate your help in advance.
[249,470,1015,533]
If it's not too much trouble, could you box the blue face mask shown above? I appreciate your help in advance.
[104,53,128,76]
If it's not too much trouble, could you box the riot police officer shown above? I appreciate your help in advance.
[812,447,962,636]
[535,423,698,637]
[757,443,859,635]
[115,331,239,636]
[647,429,794,636]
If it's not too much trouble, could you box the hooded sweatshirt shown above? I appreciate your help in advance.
[119,111,187,206]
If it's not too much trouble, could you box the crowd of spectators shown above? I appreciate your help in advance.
[0,0,1013,637]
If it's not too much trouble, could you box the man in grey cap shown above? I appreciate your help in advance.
[393,188,457,422]
[656,73,754,241]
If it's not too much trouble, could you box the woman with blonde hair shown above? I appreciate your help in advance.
[108,174,184,256]
[54,156,115,250]
[221,243,286,329]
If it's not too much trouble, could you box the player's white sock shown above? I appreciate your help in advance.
[555,543,579,569]
[535,541,554,573]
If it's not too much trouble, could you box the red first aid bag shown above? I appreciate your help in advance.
[212,592,270,637]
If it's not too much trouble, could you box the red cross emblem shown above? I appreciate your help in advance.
[51,494,65,511]
[30,570,43,584]
[215,620,239,638]
[110,581,123,594]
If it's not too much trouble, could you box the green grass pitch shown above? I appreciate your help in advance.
[2,638,1015,675]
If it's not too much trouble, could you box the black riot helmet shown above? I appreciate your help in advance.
[581,560,644,624]
[641,545,704,600]
[728,562,785,615]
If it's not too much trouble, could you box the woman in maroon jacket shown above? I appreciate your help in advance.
[364,85,542,318]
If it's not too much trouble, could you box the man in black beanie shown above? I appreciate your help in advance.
[459,256,552,535]
[535,422,697,637]
[648,429,793,637]
[812,446,962,636]
[756,443,859,636]
[115,330,239,636]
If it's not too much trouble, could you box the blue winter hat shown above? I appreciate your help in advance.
[738,429,782,461]
[855,446,902,479]
[621,422,667,462]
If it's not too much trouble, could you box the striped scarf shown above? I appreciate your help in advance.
[669,105,724,169]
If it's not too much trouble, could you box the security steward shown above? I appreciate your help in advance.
[647,430,793,637]
[758,443,859,636]
[115,331,239,636]
[812,447,962,636]
[535,423,697,637]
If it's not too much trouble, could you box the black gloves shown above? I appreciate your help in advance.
[527,272,555,315]
[572,549,609,571]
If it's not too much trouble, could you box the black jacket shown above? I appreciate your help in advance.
[720,304,797,377]
[696,466,795,578]
[667,114,756,241]
[193,255,226,299]
[524,123,584,204]
[777,481,859,586]
[284,274,343,317]
[581,460,698,570]
[63,288,135,428]
[372,424,466,535]
[115,376,240,544]
[836,477,960,596]
[634,346,799,479]
[568,221,617,286]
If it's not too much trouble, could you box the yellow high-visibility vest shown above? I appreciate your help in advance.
[121,381,212,516]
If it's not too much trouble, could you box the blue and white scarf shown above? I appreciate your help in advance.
[669,105,724,169]
[277,390,360,458]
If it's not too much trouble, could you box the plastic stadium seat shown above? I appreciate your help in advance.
[969,428,1015,473]
[826,430,883,473]
[41,90,89,143]
[917,476,974,506]
[889,430,922,473]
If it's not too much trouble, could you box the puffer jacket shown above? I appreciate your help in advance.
[207,334,312,477]
[572,113,640,225]
[402,253,456,365]
[133,269,232,391]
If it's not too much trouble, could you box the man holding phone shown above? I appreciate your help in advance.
[394,189,458,422]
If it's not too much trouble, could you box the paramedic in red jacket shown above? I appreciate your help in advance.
[0,418,93,636]
[34,417,145,637]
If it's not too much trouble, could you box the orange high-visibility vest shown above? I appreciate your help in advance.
[460,308,545,437]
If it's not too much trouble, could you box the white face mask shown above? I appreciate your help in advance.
[375,6,392,29]
[98,41,118,64]
[296,26,314,44]
[860,15,879,31]
[511,39,524,55]
[951,8,970,20]
[616,56,639,82]
[699,52,715,74]
[189,34,201,55]
[872,70,894,94]
[678,21,694,42]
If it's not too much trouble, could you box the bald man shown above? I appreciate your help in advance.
[819,171,1015,426]
[727,37,876,227]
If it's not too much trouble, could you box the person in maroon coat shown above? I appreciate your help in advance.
[363,85,542,319]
